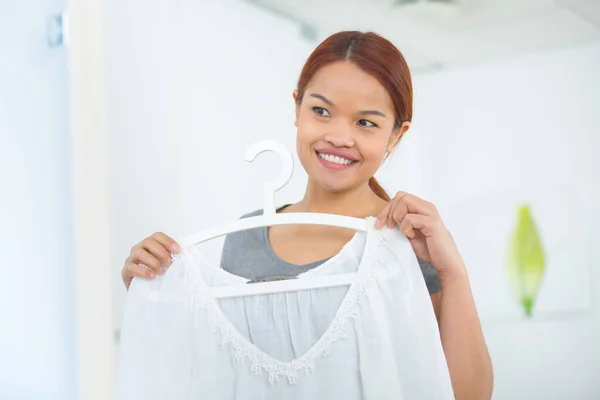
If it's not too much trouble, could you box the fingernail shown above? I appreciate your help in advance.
[149,273,156,279]
[172,243,181,253]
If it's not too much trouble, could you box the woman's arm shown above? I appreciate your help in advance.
[376,191,493,400]
[431,269,494,400]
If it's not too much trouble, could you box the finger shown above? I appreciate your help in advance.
[399,213,430,238]
[388,193,409,228]
[390,193,436,228]
[375,201,394,229]
[143,237,175,267]
[400,193,436,215]
[152,232,181,253]
[125,262,157,281]
[131,247,163,274]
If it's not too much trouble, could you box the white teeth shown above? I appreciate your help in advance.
[318,152,354,165]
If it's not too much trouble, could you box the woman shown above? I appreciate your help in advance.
[121,31,493,399]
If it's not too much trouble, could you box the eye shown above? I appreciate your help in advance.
[358,119,377,128]
[312,107,331,117]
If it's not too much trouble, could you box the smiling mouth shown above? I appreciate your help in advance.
[315,151,358,167]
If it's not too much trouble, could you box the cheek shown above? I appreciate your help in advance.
[356,136,388,164]
[295,122,315,164]
[295,115,321,146]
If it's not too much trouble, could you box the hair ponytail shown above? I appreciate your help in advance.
[369,177,390,202]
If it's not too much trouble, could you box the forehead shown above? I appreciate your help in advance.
[305,61,394,110]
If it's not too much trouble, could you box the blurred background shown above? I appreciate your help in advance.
[2,0,599,398]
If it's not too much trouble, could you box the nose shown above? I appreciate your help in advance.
[324,130,355,148]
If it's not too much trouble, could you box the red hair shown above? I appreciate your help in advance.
[296,31,413,202]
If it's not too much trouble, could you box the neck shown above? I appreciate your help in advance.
[293,179,387,218]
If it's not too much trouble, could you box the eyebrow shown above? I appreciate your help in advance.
[309,93,334,106]
[309,93,387,118]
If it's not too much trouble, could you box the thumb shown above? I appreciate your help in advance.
[375,201,392,230]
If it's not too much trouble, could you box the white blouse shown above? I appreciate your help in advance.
[116,218,454,399]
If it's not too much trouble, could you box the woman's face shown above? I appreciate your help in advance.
[294,61,408,194]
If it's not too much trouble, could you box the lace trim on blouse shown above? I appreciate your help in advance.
[175,227,389,385]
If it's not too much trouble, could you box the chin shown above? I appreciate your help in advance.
[310,173,358,194]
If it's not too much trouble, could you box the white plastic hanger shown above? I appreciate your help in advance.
[180,139,370,299]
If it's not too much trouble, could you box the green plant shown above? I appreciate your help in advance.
[506,204,546,317]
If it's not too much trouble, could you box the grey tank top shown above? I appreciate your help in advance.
[220,207,441,295]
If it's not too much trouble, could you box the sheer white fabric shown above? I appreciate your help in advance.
[116,218,454,399]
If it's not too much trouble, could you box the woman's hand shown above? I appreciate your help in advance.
[121,232,181,289]
[375,191,465,276]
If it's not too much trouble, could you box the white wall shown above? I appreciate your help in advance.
[411,42,600,399]
[106,1,600,398]
[0,1,76,398]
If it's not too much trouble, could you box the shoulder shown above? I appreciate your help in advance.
[222,209,263,246]
[220,209,265,268]
[239,209,264,219]
[221,206,282,249]
[377,227,441,295]
[239,203,292,219]
[417,259,441,295]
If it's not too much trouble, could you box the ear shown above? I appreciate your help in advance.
[293,89,300,127]
[386,121,411,153]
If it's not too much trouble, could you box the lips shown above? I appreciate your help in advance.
[315,148,359,162]
[315,149,359,170]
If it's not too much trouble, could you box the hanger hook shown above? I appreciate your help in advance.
[244,140,294,216]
